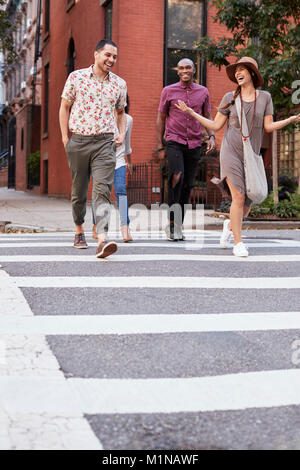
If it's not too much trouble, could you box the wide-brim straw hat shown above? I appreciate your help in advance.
[226,56,264,87]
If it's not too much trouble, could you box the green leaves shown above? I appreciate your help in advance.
[273,199,299,218]
[195,37,237,70]
[195,0,300,117]
[250,184,300,219]
[0,0,17,64]
[27,151,41,182]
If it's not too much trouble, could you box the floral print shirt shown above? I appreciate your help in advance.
[61,65,127,135]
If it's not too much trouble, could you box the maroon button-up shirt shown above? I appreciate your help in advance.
[158,81,211,149]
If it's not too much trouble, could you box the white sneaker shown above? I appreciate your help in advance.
[220,219,232,249]
[165,224,185,241]
[233,242,249,257]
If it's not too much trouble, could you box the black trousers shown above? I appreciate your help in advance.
[166,140,201,225]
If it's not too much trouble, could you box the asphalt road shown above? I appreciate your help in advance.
[0,229,300,450]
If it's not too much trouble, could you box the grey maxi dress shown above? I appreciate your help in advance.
[216,90,274,207]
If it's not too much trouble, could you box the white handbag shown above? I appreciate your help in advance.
[235,95,268,204]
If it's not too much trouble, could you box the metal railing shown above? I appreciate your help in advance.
[127,157,223,209]
[127,162,164,207]
[191,155,223,208]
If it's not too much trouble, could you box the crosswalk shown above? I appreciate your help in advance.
[0,230,300,450]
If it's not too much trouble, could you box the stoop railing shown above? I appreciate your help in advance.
[127,157,222,209]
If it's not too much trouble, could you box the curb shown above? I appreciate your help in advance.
[211,213,300,230]
[0,221,11,232]
[243,221,300,230]
[1,221,299,233]
[3,223,56,233]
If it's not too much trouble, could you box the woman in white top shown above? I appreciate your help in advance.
[92,96,133,242]
[113,104,133,242]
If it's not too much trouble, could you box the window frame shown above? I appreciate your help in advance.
[103,0,113,40]
[164,0,207,87]
[67,38,75,75]
[280,128,300,179]
[44,0,50,36]
[66,0,76,13]
[43,63,50,135]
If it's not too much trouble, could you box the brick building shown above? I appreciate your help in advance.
[40,0,240,203]
[0,0,42,191]
[5,0,296,205]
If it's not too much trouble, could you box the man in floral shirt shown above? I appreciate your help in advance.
[59,39,127,258]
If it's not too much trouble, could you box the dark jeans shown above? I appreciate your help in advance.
[166,140,201,225]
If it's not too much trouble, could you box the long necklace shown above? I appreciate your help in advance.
[240,90,257,141]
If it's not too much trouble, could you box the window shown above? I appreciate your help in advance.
[8,77,12,102]
[21,128,24,150]
[66,0,76,11]
[280,129,300,179]
[23,58,27,81]
[104,1,113,40]
[24,9,27,36]
[44,0,50,35]
[4,80,7,103]
[14,30,17,51]
[18,64,21,92]
[67,38,75,75]
[13,71,17,97]
[164,0,206,86]
[19,18,22,47]
[28,0,32,20]
[44,64,49,134]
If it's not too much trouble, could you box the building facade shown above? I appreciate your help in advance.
[40,0,240,202]
[0,0,42,190]
[4,0,298,204]
[0,51,9,187]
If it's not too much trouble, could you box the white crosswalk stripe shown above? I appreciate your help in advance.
[1,241,300,248]
[1,312,300,335]
[0,231,300,449]
[1,369,300,415]
[0,254,300,262]
[10,275,300,289]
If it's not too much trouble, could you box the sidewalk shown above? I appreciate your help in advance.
[0,187,299,232]
[0,187,223,232]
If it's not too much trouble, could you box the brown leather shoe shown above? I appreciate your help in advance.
[96,241,118,258]
[74,233,88,249]
[92,224,98,240]
[121,225,133,243]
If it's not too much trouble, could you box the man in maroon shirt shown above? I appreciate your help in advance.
[156,58,216,241]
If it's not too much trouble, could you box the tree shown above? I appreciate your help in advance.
[196,0,300,199]
[0,0,17,64]
[195,0,300,117]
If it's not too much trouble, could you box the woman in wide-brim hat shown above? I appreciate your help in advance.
[175,56,300,257]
